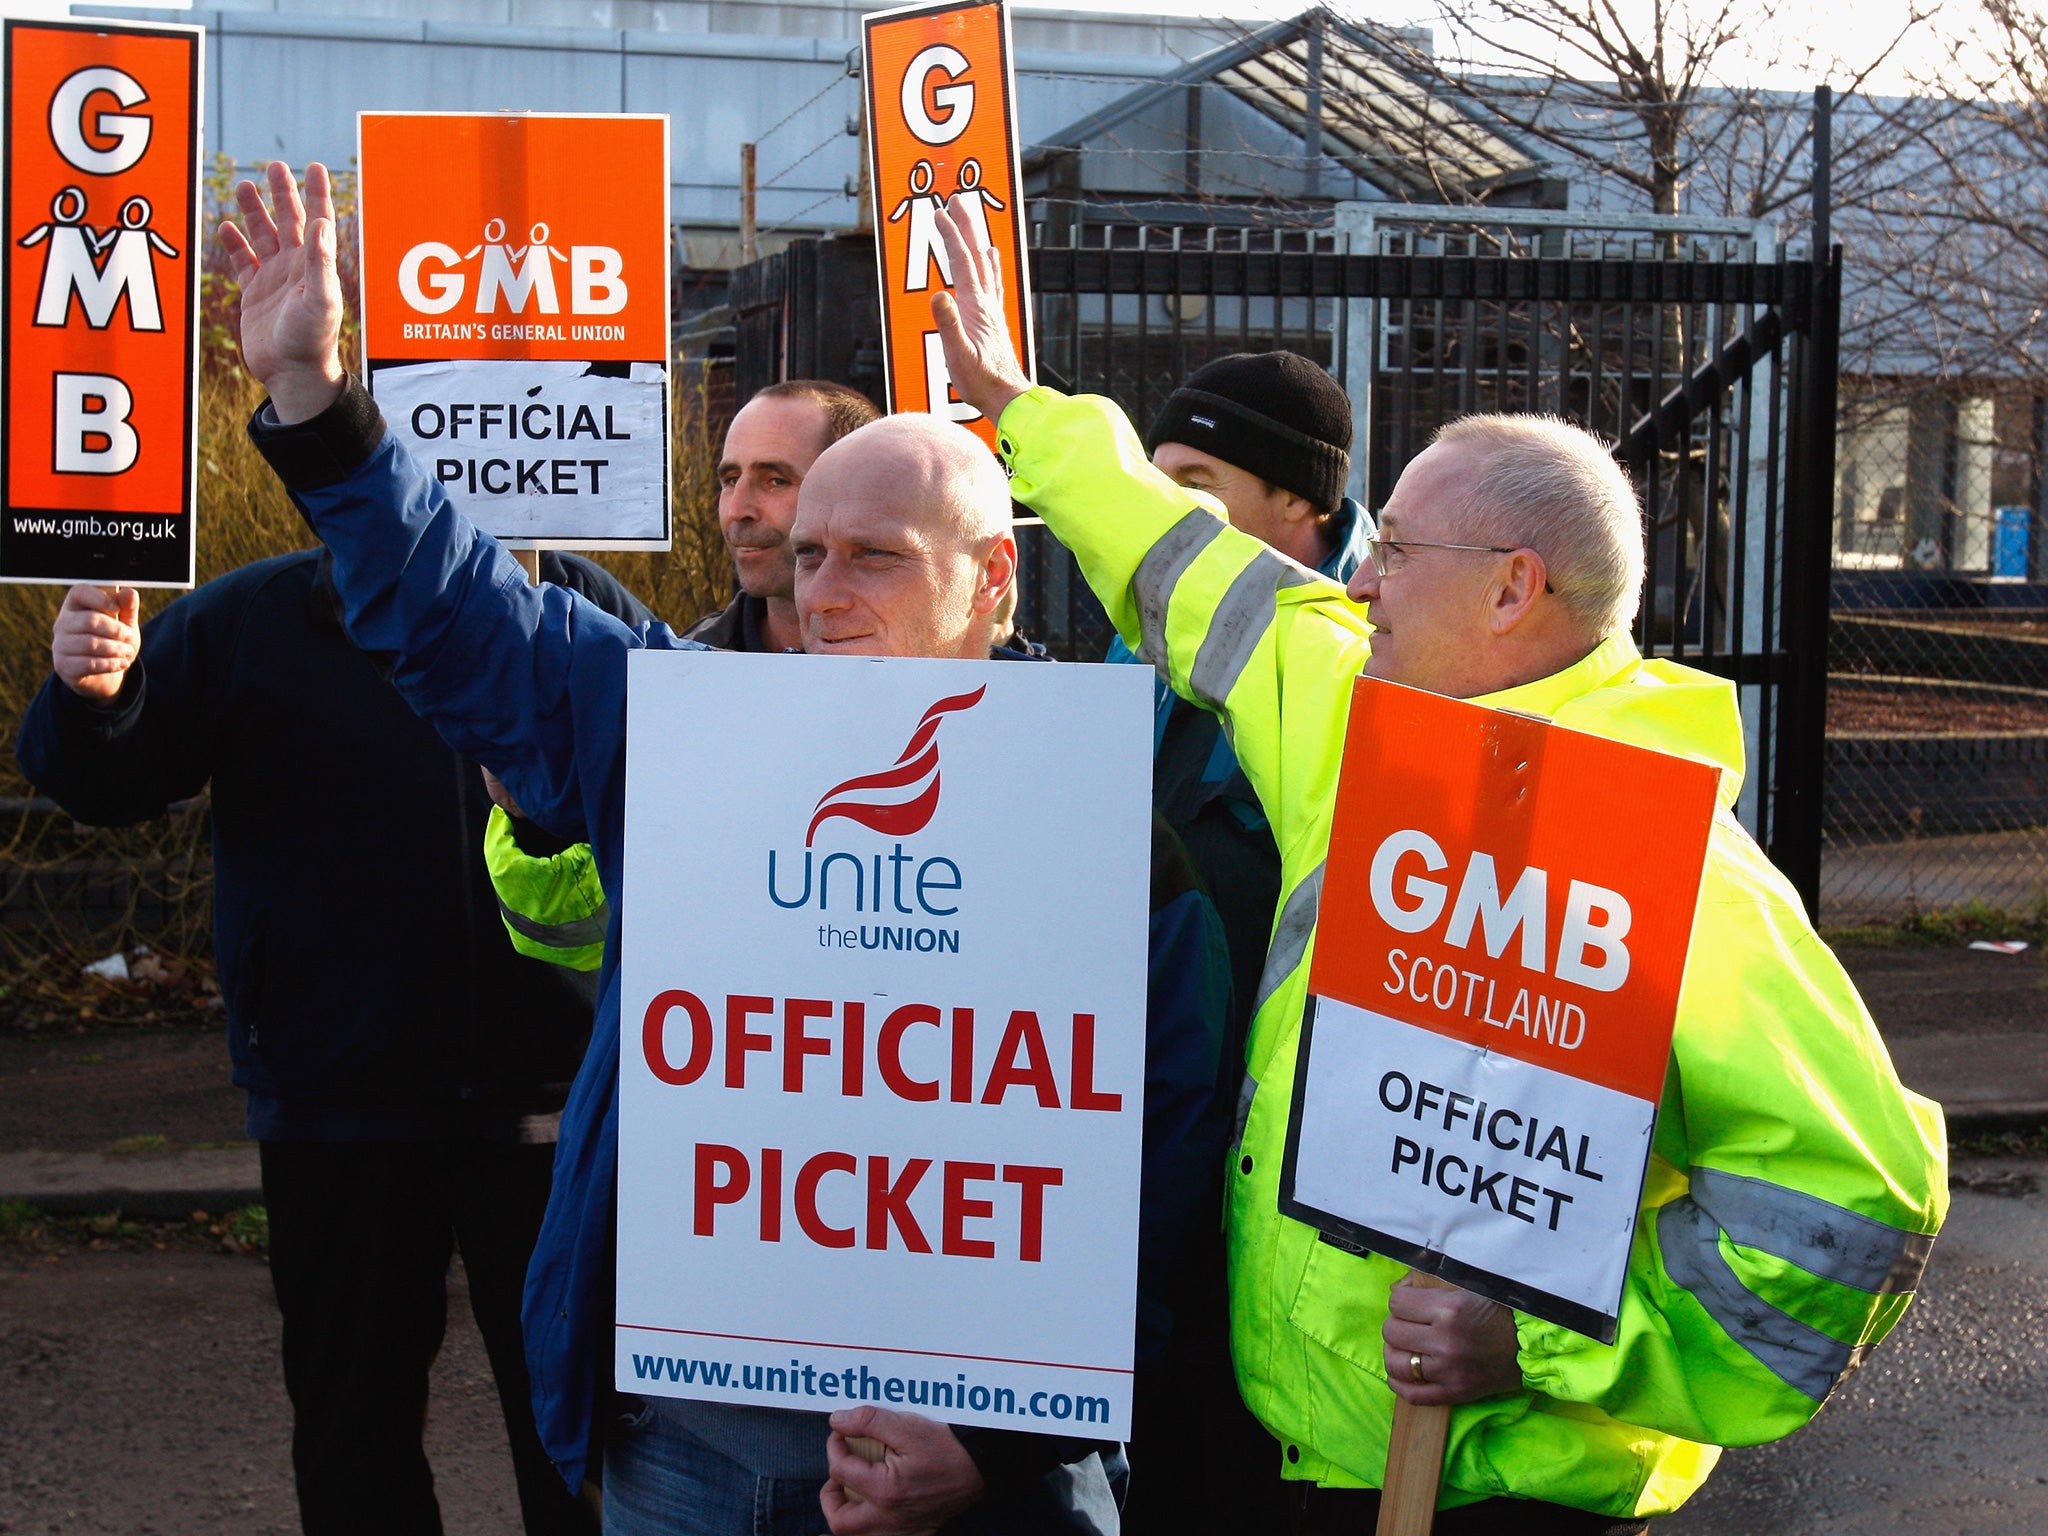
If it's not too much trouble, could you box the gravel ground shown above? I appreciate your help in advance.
[0,1024,242,1154]
[1829,679,2048,735]
[0,1247,526,1534]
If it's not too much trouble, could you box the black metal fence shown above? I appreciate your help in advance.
[733,229,1841,915]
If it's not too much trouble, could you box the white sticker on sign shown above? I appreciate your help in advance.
[370,358,667,543]
[1287,995,1654,1325]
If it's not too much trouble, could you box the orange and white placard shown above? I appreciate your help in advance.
[1,17,202,588]
[863,0,1033,449]
[359,112,671,549]
[1279,679,1721,1341]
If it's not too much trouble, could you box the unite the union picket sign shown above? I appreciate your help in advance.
[1280,679,1722,1341]
[358,112,672,549]
[1,17,201,587]
[614,653,1153,1437]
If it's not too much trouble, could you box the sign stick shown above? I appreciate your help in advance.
[512,548,540,585]
[837,1435,888,1505]
[1376,1272,1452,1536]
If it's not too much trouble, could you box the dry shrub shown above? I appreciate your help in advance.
[587,374,732,631]
[0,161,727,1022]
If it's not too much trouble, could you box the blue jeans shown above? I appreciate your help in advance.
[603,1401,1123,1536]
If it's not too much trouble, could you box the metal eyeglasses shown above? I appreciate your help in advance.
[1362,534,1554,593]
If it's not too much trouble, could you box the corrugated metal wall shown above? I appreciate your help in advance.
[76,0,1198,236]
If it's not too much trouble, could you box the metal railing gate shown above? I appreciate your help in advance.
[731,233,1841,914]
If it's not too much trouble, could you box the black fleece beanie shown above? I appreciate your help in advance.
[1145,352,1353,514]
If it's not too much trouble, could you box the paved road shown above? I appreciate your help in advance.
[1664,1159,2048,1536]
[0,954,2041,1532]
[3,1162,2042,1534]
[0,1248,525,1534]
[1841,946,2048,1123]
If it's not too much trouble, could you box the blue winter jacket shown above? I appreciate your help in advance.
[14,545,642,1141]
[249,381,1232,1493]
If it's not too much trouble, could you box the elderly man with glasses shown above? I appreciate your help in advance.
[926,198,1946,1536]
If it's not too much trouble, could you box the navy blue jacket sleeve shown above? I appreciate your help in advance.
[15,583,229,826]
[247,380,692,852]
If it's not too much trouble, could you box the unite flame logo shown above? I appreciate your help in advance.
[770,687,986,952]
[806,687,985,847]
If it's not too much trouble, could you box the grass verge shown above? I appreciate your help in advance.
[0,1196,267,1256]
[1825,899,2048,949]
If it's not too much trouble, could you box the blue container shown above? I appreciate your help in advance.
[1995,506,2031,578]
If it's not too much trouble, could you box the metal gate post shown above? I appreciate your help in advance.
[729,235,885,409]
[1772,248,1842,918]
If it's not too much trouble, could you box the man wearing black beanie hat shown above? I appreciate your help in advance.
[1142,352,1363,571]
[1113,350,1371,1047]
[1108,351,1371,1536]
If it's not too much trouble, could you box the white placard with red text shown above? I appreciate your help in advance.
[616,652,1153,1437]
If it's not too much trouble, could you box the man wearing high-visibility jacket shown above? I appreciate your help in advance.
[927,201,1949,1532]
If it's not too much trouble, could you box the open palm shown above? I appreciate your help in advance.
[931,198,1032,425]
[218,161,346,418]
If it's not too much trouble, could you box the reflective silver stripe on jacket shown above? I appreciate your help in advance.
[497,895,611,950]
[1186,550,1315,712]
[1131,511,1226,669]
[1691,1166,1935,1296]
[1658,1196,1872,1402]
[1252,861,1325,1020]
[1233,1071,1259,1144]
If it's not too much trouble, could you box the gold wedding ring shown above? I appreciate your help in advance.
[1409,1353,1427,1384]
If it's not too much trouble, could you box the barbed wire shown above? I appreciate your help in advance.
[761,128,844,190]
[755,70,852,146]
[761,188,850,237]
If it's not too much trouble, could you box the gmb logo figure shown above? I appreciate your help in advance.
[20,185,178,331]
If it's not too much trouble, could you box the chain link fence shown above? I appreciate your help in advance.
[1825,381,2048,924]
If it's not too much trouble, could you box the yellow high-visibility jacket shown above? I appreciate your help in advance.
[483,806,608,972]
[997,386,1949,1518]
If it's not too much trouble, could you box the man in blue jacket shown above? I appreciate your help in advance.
[219,162,1228,1535]
[18,545,645,1536]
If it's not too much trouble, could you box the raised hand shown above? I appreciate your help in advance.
[52,585,141,703]
[930,197,1032,428]
[218,161,346,423]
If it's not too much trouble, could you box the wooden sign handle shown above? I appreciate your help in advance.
[838,1434,888,1505]
[513,548,541,586]
[1377,1271,1453,1536]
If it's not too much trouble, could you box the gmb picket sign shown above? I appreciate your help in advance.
[615,653,1152,1437]
[1280,680,1720,1341]
[358,113,671,549]
[864,0,1033,450]
[1,17,202,587]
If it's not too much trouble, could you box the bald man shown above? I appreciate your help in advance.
[793,413,1017,659]
[218,161,1141,1536]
